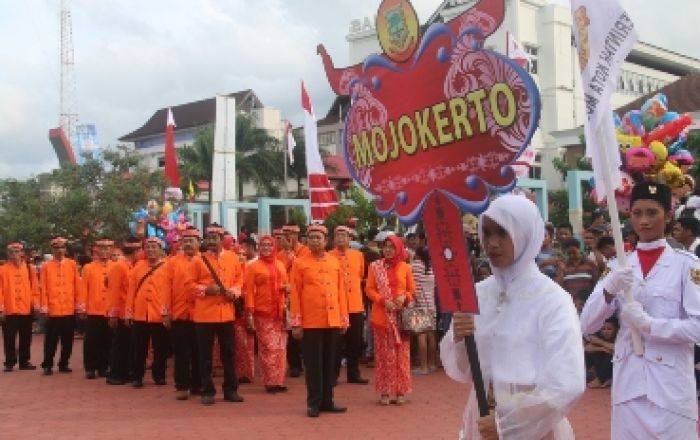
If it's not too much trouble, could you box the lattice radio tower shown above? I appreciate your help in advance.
[59,0,78,140]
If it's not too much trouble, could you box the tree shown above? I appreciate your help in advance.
[0,146,166,252]
[287,130,307,198]
[178,115,284,201]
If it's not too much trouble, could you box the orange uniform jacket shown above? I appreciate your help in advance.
[126,259,171,323]
[107,259,135,319]
[289,253,348,329]
[329,248,365,314]
[276,243,311,274]
[191,250,243,323]
[167,253,198,321]
[40,258,81,317]
[0,262,39,315]
[365,261,415,328]
[78,260,113,316]
[244,259,288,318]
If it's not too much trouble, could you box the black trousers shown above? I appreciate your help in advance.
[336,312,364,380]
[301,328,339,410]
[287,332,303,371]
[590,352,613,382]
[108,320,132,381]
[172,320,201,392]
[83,315,111,372]
[196,322,237,396]
[132,321,168,382]
[2,314,33,367]
[42,316,75,368]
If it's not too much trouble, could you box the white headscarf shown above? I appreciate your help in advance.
[478,194,545,291]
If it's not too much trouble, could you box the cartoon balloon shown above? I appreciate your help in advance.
[625,147,656,174]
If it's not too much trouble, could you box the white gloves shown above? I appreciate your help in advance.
[620,300,652,333]
[602,267,634,295]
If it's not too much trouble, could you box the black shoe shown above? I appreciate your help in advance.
[58,366,72,373]
[223,392,244,402]
[201,395,215,406]
[132,380,144,388]
[3,366,13,372]
[85,371,96,379]
[154,378,167,386]
[265,386,278,394]
[97,369,108,378]
[19,363,37,371]
[320,404,347,413]
[106,378,126,385]
[238,377,251,384]
[348,377,369,384]
[43,367,53,376]
[289,368,301,378]
[190,388,202,396]
[275,385,288,393]
[307,407,320,418]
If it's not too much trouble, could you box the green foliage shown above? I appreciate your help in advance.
[287,207,308,230]
[323,185,384,238]
[0,146,166,252]
[547,190,569,227]
[178,115,284,200]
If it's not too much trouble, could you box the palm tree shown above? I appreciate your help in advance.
[178,114,284,201]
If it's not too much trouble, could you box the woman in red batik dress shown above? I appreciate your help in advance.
[365,235,415,405]
[244,236,289,393]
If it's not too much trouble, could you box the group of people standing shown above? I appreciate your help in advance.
[1,221,429,418]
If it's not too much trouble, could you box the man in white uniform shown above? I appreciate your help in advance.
[581,182,700,439]
[441,195,585,439]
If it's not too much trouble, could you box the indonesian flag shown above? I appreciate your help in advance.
[506,31,530,69]
[164,107,180,187]
[286,121,296,165]
[302,81,338,222]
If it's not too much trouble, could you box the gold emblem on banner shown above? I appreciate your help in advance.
[376,0,419,63]
[690,268,700,285]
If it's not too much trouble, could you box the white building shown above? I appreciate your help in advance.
[346,0,700,189]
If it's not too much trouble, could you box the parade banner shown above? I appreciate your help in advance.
[319,0,540,314]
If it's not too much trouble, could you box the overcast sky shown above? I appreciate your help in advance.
[1,0,698,179]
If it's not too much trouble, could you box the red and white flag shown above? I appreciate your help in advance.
[285,121,296,165]
[506,31,530,69]
[164,107,180,187]
[302,81,338,222]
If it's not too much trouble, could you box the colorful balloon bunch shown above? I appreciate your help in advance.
[129,198,191,249]
[592,93,695,214]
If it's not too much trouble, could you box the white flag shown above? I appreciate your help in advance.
[571,0,637,200]
[285,122,296,165]
[506,31,530,69]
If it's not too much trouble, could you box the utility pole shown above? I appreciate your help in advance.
[60,0,79,142]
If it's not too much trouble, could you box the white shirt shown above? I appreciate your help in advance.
[580,243,700,420]
[688,237,700,255]
[441,263,585,439]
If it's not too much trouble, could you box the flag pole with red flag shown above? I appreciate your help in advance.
[164,107,180,188]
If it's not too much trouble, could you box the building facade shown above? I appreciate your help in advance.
[346,0,700,189]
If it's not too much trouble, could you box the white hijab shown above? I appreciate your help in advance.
[478,194,545,291]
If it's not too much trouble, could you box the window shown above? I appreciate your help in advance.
[318,132,336,147]
[619,77,626,91]
[525,45,538,75]
[157,156,165,168]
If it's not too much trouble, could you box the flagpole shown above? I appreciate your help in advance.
[593,125,644,356]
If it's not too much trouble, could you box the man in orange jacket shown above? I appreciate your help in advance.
[1,243,40,372]
[78,239,114,379]
[125,237,171,388]
[278,224,309,378]
[329,226,368,384]
[168,227,202,400]
[191,224,244,405]
[105,237,141,385]
[290,224,349,417]
[41,237,81,375]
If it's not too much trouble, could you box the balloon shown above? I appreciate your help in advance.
[613,112,623,131]
[645,113,693,145]
[660,111,679,125]
[162,201,173,217]
[669,149,694,167]
[660,162,683,187]
[648,141,668,168]
[621,110,645,136]
[617,132,643,152]
[641,93,668,131]
[625,147,656,173]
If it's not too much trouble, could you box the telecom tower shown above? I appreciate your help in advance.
[59,0,78,141]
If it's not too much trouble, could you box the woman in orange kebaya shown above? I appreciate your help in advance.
[233,243,255,384]
[245,235,289,393]
[365,235,415,406]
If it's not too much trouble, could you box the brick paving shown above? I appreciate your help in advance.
[0,336,613,439]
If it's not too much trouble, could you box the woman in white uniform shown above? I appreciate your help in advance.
[441,194,585,439]
[581,182,700,439]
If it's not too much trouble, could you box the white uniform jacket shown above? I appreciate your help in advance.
[580,244,700,420]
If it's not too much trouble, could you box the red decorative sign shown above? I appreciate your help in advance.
[319,0,540,313]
